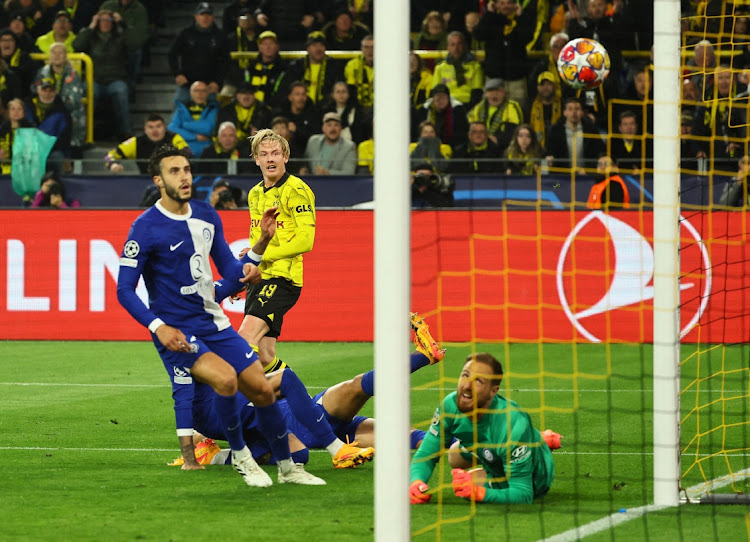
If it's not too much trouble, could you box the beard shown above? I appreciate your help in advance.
[163,183,191,203]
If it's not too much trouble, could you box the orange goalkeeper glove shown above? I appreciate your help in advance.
[452,468,487,502]
[410,480,431,504]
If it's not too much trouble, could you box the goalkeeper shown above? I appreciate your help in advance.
[410,352,558,505]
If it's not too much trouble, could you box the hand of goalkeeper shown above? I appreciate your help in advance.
[452,468,487,502]
[409,480,431,504]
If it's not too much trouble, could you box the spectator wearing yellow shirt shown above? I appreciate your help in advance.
[467,78,524,154]
[431,31,483,108]
[35,10,76,54]
[344,34,373,110]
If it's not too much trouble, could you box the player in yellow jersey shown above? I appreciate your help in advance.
[239,128,316,373]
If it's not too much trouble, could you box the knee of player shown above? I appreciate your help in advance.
[253,384,277,406]
[213,376,238,396]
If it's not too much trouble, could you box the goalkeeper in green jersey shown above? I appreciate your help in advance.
[410,352,559,504]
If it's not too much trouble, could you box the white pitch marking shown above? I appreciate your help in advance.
[540,468,750,542]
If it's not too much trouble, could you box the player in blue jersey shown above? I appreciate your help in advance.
[168,313,447,467]
[117,145,325,488]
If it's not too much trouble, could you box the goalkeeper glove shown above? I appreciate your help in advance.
[452,468,487,502]
[409,480,431,504]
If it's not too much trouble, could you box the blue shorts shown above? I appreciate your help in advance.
[154,326,258,376]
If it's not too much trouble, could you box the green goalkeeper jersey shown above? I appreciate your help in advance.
[410,392,555,504]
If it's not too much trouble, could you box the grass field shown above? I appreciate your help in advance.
[2,340,749,541]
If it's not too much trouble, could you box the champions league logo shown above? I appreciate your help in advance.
[556,211,712,342]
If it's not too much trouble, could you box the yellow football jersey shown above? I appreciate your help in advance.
[247,172,316,287]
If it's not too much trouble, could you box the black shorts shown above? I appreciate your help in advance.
[244,277,301,338]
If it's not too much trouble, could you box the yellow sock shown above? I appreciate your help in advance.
[264,356,288,374]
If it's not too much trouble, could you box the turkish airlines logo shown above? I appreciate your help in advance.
[556,211,712,342]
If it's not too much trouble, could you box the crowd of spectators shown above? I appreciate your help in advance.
[3,0,750,207]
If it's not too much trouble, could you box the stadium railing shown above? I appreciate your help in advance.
[29,52,95,144]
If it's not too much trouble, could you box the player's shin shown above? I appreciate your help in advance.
[214,393,247,452]
[255,402,293,470]
[279,368,342,454]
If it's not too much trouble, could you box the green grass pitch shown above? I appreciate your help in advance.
[2,341,749,541]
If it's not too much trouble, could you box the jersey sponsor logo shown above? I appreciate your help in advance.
[510,445,530,463]
[180,284,198,295]
[123,240,139,258]
[556,211,712,342]
[119,257,137,268]
[295,204,312,213]
[169,241,184,251]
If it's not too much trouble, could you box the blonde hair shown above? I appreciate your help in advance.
[250,128,290,158]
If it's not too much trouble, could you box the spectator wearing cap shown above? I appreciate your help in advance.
[474,0,536,108]
[545,96,604,173]
[467,78,524,154]
[414,83,468,150]
[73,8,136,140]
[449,121,503,174]
[222,0,259,36]
[168,2,231,105]
[8,10,35,52]
[0,27,37,95]
[168,79,219,156]
[222,7,259,100]
[99,0,150,94]
[5,0,47,38]
[301,111,356,175]
[215,81,271,141]
[524,71,562,150]
[271,79,320,151]
[0,97,34,174]
[344,34,373,110]
[200,120,255,176]
[34,42,85,154]
[24,75,71,173]
[431,31,483,108]
[231,30,287,108]
[322,10,369,51]
[252,0,322,50]
[105,112,189,174]
[34,10,76,54]
[319,80,370,144]
[285,31,344,105]
[58,0,98,33]
[529,32,569,102]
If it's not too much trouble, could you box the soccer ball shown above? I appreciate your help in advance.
[556,38,610,91]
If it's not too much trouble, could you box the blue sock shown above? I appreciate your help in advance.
[268,448,309,466]
[359,353,428,397]
[411,351,430,372]
[255,402,291,462]
[410,429,427,449]
[280,369,338,446]
[214,394,245,451]
[360,369,374,396]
